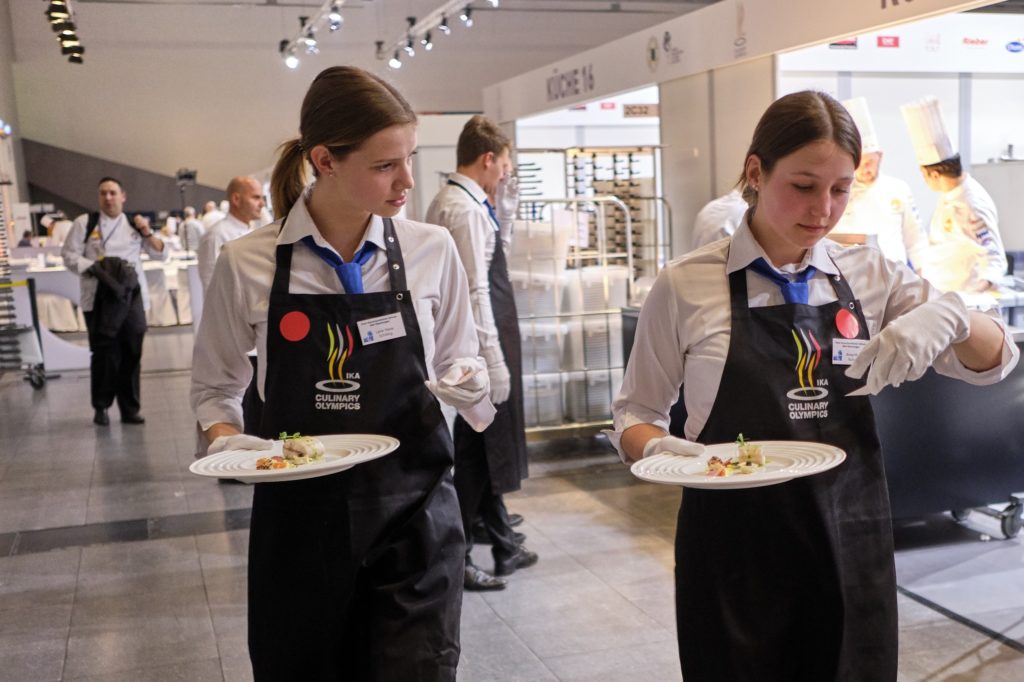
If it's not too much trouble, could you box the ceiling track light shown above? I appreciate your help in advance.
[376,1,494,66]
[44,0,84,64]
[388,51,403,70]
[277,1,349,70]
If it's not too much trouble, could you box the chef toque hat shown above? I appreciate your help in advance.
[900,96,956,166]
[39,215,54,229]
[842,97,881,154]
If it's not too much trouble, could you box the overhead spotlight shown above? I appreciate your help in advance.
[487,0,499,6]
[68,54,83,64]
[328,4,342,23]
[46,2,70,20]
[51,20,74,33]
[303,30,317,48]
[388,51,402,70]
[60,37,81,48]
[329,20,342,32]
[438,16,450,35]
[61,44,84,56]
[403,38,415,57]
[460,8,473,27]
[421,32,433,51]
[285,52,300,69]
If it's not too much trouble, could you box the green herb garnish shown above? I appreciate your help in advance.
[278,431,302,440]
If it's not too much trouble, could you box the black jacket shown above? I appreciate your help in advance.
[90,257,147,340]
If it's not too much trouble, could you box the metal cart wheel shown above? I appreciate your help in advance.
[1000,502,1022,539]
[27,364,46,390]
[951,508,971,523]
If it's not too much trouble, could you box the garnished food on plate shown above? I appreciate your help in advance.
[281,434,326,465]
[704,434,768,477]
[255,433,327,470]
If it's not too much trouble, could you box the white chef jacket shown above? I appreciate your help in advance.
[49,219,74,246]
[928,174,1007,290]
[190,189,487,432]
[424,172,505,368]
[197,213,252,292]
[610,217,1019,457]
[179,218,205,253]
[835,175,926,267]
[61,212,169,312]
[689,189,749,251]
[201,209,226,229]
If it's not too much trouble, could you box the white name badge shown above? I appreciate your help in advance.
[832,338,869,366]
[357,313,406,346]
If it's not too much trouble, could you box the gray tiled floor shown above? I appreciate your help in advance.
[0,328,1023,680]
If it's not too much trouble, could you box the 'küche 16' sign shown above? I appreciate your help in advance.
[546,64,596,103]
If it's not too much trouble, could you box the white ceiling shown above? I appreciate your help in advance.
[8,0,716,187]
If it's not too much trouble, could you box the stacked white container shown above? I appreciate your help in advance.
[522,373,563,427]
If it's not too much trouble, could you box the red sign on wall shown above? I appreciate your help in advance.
[877,36,900,48]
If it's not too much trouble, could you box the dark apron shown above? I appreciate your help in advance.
[248,218,464,681]
[675,259,897,681]
[448,181,528,493]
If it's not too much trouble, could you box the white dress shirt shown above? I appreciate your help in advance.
[191,189,485,432]
[61,212,169,311]
[836,175,927,267]
[689,189,749,251]
[927,174,1007,290]
[201,209,225,229]
[425,172,504,368]
[611,217,1019,455]
[197,213,252,292]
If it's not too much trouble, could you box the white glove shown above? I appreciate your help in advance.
[642,435,705,459]
[207,433,274,456]
[488,360,511,405]
[494,174,519,225]
[425,357,490,410]
[845,292,970,395]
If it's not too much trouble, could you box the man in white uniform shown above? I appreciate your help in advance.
[689,189,748,251]
[200,200,225,229]
[197,176,265,292]
[178,206,205,254]
[62,177,169,425]
[426,115,536,592]
[836,97,927,268]
[901,96,1007,292]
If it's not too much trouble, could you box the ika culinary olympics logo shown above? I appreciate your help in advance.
[786,326,829,421]
[788,327,827,401]
[279,311,362,411]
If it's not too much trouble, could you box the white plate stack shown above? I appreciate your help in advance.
[563,368,624,422]
[563,314,623,370]
[519,321,567,374]
[522,373,563,426]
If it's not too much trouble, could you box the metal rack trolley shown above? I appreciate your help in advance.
[0,189,47,389]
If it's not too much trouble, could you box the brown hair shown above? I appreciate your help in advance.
[738,91,861,205]
[456,115,511,168]
[270,66,417,218]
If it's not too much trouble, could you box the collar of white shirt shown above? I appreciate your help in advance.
[220,213,251,233]
[726,216,839,277]
[276,185,385,257]
[446,172,488,205]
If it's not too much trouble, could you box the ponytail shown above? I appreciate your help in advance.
[270,138,307,220]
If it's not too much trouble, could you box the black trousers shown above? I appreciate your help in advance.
[83,310,144,415]
[453,420,518,563]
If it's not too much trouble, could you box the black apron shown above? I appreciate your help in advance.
[247,218,464,681]
[675,260,897,681]
[448,181,528,493]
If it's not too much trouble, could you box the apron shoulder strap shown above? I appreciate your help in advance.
[382,218,408,291]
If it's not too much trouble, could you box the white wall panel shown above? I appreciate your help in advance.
[711,56,775,201]
[659,71,712,255]
[971,74,1024,165]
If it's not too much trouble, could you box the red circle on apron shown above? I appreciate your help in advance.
[280,310,311,342]
[835,308,859,339]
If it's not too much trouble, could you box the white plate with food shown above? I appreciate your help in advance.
[630,439,846,489]
[189,434,400,483]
